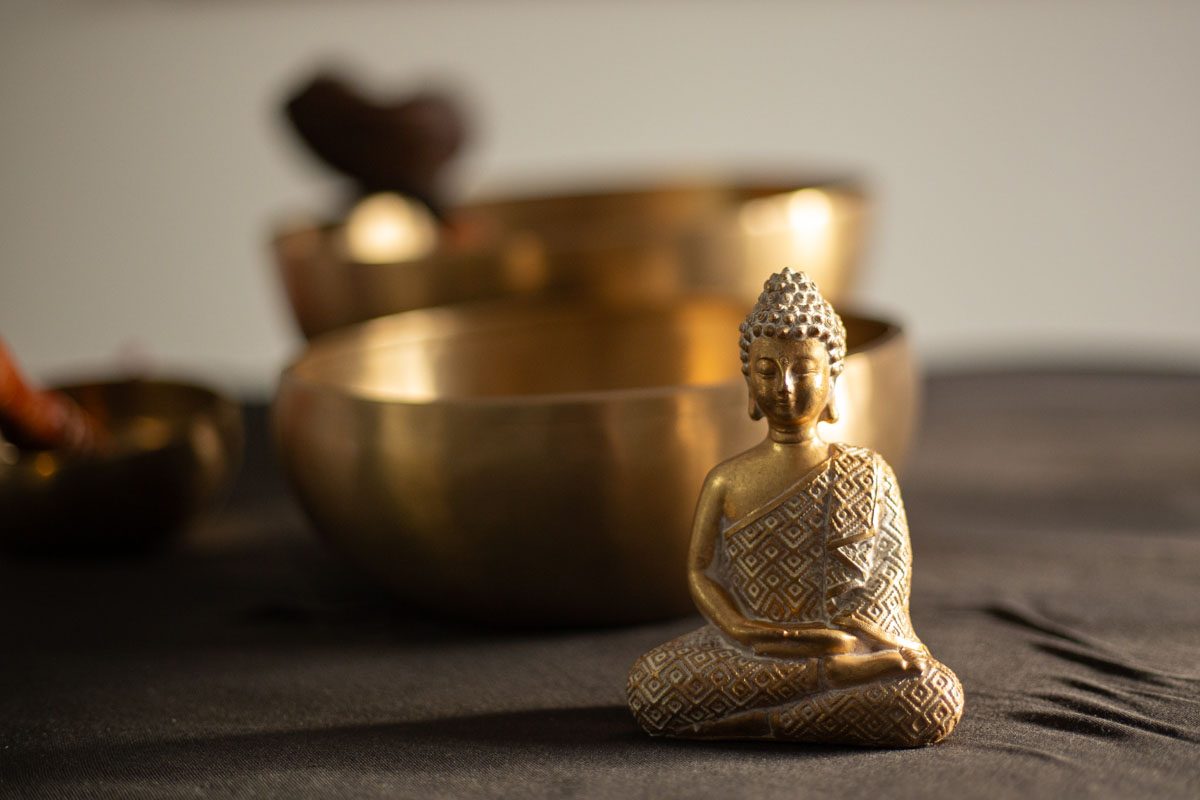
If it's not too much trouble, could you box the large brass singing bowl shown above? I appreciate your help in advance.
[273,178,867,339]
[274,298,915,626]
[0,379,243,554]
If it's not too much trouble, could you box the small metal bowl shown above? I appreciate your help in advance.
[273,177,868,339]
[0,379,243,555]
[274,298,914,626]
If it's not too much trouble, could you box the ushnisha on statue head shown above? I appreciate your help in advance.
[738,269,847,436]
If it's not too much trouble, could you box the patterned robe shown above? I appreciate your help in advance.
[627,445,963,747]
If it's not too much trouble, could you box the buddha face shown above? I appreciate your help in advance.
[747,336,832,430]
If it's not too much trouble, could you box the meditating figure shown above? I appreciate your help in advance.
[627,269,963,747]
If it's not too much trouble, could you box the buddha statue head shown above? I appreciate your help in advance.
[738,268,847,432]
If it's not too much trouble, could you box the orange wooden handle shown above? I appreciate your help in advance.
[0,339,99,452]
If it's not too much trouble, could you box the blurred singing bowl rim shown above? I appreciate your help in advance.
[0,377,240,465]
[279,297,902,409]
[271,173,870,340]
[272,172,868,258]
[0,377,243,554]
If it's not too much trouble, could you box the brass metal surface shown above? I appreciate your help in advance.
[273,177,867,339]
[273,295,915,626]
[0,379,243,553]
[627,270,961,747]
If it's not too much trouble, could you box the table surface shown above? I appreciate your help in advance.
[3,370,1199,799]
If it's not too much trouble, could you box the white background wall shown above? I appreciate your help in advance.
[1,0,1197,395]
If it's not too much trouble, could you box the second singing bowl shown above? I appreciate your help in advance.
[0,378,243,554]
[274,298,915,626]
[274,177,867,339]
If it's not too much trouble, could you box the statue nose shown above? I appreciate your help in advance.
[782,370,797,395]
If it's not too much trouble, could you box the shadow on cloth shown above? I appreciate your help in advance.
[6,705,869,786]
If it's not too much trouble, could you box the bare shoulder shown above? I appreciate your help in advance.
[700,460,733,495]
[704,440,774,488]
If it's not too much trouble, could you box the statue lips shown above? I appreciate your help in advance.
[773,391,802,416]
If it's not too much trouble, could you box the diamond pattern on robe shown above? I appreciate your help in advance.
[770,661,964,747]
[627,626,818,735]
[722,447,879,624]
[831,460,918,643]
[628,624,964,747]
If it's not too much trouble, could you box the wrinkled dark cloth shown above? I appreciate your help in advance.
[1,371,1198,799]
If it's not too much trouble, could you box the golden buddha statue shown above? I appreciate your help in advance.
[627,269,963,747]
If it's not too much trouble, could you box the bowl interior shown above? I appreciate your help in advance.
[287,298,895,403]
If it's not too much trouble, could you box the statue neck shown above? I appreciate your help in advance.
[768,421,823,446]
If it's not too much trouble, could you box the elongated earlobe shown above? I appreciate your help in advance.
[821,378,841,424]
[748,393,764,421]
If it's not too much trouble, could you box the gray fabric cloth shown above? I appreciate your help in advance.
[2,371,1199,799]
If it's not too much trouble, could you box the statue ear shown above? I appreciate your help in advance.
[821,377,841,424]
[748,392,764,421]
